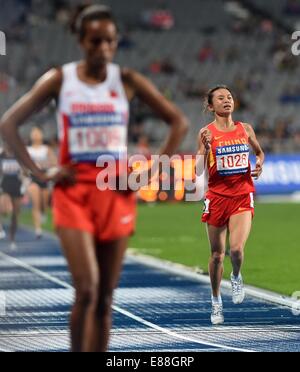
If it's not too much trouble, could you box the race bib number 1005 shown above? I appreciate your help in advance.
[68,112,127,162]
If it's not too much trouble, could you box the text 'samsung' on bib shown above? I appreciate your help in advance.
[216,144,250,176]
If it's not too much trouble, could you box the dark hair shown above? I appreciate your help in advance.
[204,85,234,112]
[70,4,117,40]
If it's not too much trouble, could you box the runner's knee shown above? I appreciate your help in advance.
[75,279,99,308]
[211,251,225,265]
[230,246,244,259]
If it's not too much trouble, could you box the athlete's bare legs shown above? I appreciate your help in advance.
[84,238,128,352]
[41,188,50,223]
[28,183,43,237]
[10,197,22,245]
[228,211,252,277]
[207,224,227,297]
[57,227,127,352]
[206,224,227,324]
[228,211,252,304]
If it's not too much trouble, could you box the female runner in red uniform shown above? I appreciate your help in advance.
[0,4,188,351]
[197,85,264,325]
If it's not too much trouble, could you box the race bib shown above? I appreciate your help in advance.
[68,112,128,162]
[216,144,249,176]
[2,159,21,176]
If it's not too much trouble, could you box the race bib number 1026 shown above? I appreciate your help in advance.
[216,144,249,176]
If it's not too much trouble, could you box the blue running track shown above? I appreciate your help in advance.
[0,227,299,352]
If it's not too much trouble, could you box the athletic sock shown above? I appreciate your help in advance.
[231,273,242,281]
[212,295,222,304]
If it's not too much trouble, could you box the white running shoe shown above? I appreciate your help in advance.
[0,230,6,240]
[231,273,245,305]
[35,229,43,240]
[211,302,224,325]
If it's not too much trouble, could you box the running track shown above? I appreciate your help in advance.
[0,227,299,352]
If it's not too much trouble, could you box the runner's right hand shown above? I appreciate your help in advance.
[200,129,212,152]
[38,166,76,186]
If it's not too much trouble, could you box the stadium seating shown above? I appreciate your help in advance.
[1,0,300,153]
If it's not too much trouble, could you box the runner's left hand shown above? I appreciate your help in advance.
[251,160,263,180]
[45,165,77,186]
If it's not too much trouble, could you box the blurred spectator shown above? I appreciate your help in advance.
[0,73,17,93]
[180,79,207,99]
[234,95,249,111]
[256,117,271,136]
[159,85,173,101]
[198,41,216,63]
[0,76,9,93]
[280,85,300,104]
[141,8,175,30]
[274,50,298,71]
[293,129,300,150]
[255,117,273,153]
[149,59,177,75]
[233,75,247,94]
[161,59,176,75]
[284,0,300,15]
[230,15,258,35]
[119,31,135,50]
[48,136,60,158]
[224,45,241,63]
[259,19,274,34]
[56,8,71,26]
[152,10,174,30]
[232,76,249,111]
[247,71,263,93]
[0,0,31,41]
[271,36,298,71]
[274,119,292,139]
[149,61,162,74]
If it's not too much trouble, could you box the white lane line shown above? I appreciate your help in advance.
[0,252,255,353]
[0,252,73,290]
[113,306,254,352]
[0,348,12,353]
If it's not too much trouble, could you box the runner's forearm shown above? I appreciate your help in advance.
[0,121,43,178]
